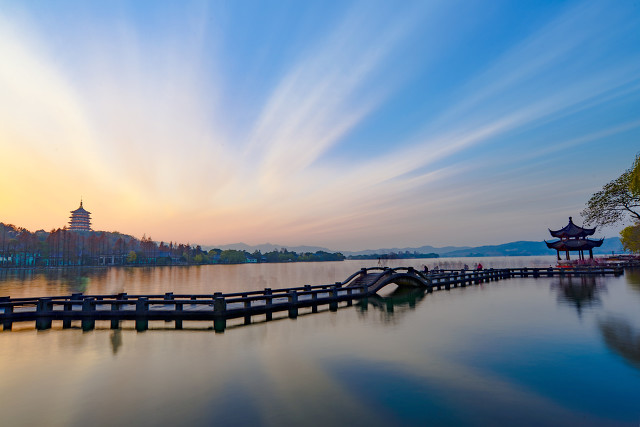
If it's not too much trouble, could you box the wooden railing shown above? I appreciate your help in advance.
[0,265,625,332]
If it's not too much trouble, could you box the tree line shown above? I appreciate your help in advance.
[347,252,439,260]
[583,152,640,253]
[0,224,345,267]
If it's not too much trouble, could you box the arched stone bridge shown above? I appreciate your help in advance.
[342,267,429,294]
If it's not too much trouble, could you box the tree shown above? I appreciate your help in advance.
[582,169,640,227]
[620,224,640,253]
[126,250,137,264]
[630,153,640,195]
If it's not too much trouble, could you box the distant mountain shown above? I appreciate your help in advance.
[203,237,623,258]
[440,238,622,258]
[203,243,337,254]
[342,245,471,256]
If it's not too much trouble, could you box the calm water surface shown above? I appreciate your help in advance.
[0,257,639,426]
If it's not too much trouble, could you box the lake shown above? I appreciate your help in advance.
[1,257,639,426]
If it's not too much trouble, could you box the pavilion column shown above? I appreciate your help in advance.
[589,249,593,259]
[566,251,570,260]
[557,251,561,261]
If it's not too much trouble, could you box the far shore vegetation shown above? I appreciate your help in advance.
[347,252,439,260]
[0,224,346,268]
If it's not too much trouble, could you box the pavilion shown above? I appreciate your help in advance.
[545,217,603,261]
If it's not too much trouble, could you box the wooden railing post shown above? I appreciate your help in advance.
[2,303,13,330]
[135,297,148,332]
[82,297,95,331]
[265,288,273,320]
[330,286,339,311]
[214,295,226,333]
[175,302,183,330]
[62,298,73,329]
[244,297,251,325]
[288,290,298,318]
[110,299,120,330]
[36,298,53,330]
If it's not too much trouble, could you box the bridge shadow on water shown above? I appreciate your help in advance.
[355,286,426,324]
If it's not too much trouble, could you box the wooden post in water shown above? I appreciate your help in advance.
[36,298,53,330]
[62,300,73,329]
[82,298,95,331]
[311,288,319,313]
[164,292,174,321]
[265,288,273,321]
[213,295,226,333]
[346,288,353,306]
[244,297,251,325]
[110,300,120,330]
[329,286,338,312]
[135,297,148,332]
[175,302,183,330]
[2,303,12,331]
[288,290,298,318]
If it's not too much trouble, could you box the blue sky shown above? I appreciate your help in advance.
[1,0,639,250]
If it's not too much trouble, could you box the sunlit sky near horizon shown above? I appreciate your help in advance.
[1,0,639,251]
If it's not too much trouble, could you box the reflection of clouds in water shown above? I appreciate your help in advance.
[599,316,640,370]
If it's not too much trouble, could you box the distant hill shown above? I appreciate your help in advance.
[203,243,336,254]
[204,238,624,258]
[440,238,622,258]
[342,245,471,257]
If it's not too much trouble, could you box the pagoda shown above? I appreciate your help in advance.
[68,199,92,231]
[545,217,603,261]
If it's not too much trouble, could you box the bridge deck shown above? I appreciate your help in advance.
[0,266,624,332]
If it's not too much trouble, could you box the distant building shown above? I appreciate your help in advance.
[545,217,603,260]
[68,199,92,231]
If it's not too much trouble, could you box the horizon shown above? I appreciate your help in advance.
[1,1,639,251]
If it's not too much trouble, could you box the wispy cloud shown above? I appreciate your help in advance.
[1,1,638,247]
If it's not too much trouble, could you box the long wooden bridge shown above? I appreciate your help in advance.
[0,266,624,332]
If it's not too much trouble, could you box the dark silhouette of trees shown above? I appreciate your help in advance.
[0,221,346,268]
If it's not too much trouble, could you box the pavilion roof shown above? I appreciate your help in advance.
[70,200,91,215]
[545,238,603,251]
[549,217,596,238]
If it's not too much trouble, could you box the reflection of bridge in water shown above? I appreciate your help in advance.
[0,266,624,333]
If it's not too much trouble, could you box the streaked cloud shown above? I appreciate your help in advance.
[0,0,639,249]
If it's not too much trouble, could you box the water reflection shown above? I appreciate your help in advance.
[110,329,122,355]
[598,316,640,370]
[0,267,107,295]
[550,276,606,317]
[357,287,426,324]
[624,268,640,294]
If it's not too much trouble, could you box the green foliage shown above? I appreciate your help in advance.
[219,250,247,264]
[630,153,640,196]
[126,250,137,263]
[620,223,640,253]
[582,169,640,226]
[348,252,439,260]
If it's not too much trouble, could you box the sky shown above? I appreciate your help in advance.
[1,0,639,251]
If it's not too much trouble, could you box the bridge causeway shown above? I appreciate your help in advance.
[0,266,624,332]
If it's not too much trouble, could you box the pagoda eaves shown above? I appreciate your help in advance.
[545,217,601,261]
